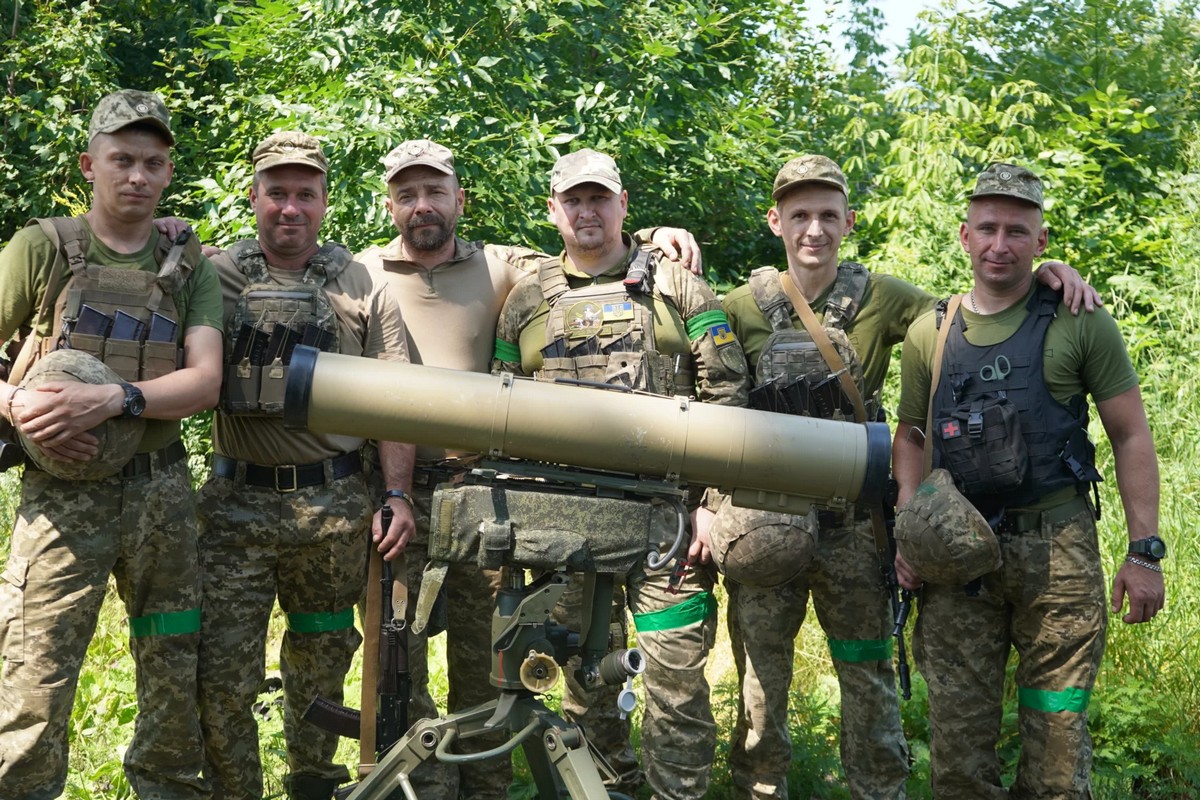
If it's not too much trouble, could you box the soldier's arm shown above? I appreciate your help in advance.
[1034,260,1102,315]
[1097,385,1164,624]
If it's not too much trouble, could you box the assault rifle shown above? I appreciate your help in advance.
[305,504,412,784]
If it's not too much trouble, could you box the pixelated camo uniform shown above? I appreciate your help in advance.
[0,221,224,800]
[896,287,1140,798]
[492,239,749,800]
[720,266,933,799]
[197,241,408,800]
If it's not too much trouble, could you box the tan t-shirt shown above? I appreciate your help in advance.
[212,242,409,465]
[358,235,542,461]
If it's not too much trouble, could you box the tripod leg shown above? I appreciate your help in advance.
[524,721,613,800]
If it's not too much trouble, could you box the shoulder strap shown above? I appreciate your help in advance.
[824,261,870,328]
[780,271,867,424]
[748,267,793,331]
[26,218,80,330]
[923,294,964,477]
[537,255,570,307]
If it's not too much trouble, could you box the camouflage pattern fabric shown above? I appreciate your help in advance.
[196,470,372,799]
[0,460,206,799]
[626,556,719,800]
[725,513,908,800]
[913,504,1105,799]
[895,468,1001,586]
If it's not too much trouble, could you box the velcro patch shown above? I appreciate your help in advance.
[710,322,735,347]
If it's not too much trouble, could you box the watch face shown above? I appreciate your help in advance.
[1148,538,1167,559]
[123,385,146,418]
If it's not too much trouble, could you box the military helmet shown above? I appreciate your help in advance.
[17,350,145,480]
[895,469,1000,584]
[707,496,815,588]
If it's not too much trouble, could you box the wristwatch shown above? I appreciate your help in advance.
[119,383,146,419]
[1128,535,1167,561]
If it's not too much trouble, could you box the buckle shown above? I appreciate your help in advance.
[275,465,298,492]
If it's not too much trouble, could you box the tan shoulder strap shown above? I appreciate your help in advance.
[922,294,964,478]
[780,272,867,424]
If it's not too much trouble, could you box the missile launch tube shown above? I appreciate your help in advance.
[284,347,890,512]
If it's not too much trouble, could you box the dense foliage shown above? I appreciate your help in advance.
[2,0,1198,796]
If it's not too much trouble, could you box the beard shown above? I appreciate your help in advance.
[405,212,454,251]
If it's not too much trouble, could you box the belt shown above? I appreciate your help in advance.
[121,440,187,479]
[213,451,362,492]
[996,495,1091,535]
[817,506,872,529]
[24,440,186,480]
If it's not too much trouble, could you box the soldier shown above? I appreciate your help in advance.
[0,90,223,798]
[492,149,749,800]
[357,139,705,799]
[195,131,415,800]
[891,163,1165,798]
[711,155,1099,799]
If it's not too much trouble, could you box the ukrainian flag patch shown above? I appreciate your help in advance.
[710,322,735,346]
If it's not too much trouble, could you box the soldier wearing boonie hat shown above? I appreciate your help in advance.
[892,161,1164,797]
[0,88,224,798]
[195,129,414,800]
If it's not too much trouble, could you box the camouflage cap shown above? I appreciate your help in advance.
[895,469,1001,585]
[707,495,815,588]
[969,162,1043,210]
[252,131,328,174]
[383,139,456,183]
[772,154,848,201]
[17,350,146,481]
[88,90,174,146]
[550,149,622,194]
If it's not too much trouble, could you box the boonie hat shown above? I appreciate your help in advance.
[550,149,622,194]
[772,154,849,201]
[18,350,146,481]
[88,90,174,146]
[895,469,1000,585]
[252,131,328,174]
[707,495,815,588]
[969,162,1044,210]
[383,139,456,183]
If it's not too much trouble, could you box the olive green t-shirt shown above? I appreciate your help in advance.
[897,285,1139,507]
[0,220,224,451]
[722,267,934,399]
[211,244,409,465]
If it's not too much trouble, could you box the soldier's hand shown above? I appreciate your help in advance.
[153,216,193,241]
[895,551,923,591]
[688,506,715,565]
[375,498,416,561]
[1035,260,1103,315]
[14,382,120,456]
[650,227,703,275]
[1111,559,1165,624]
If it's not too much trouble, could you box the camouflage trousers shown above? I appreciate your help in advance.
[561,553,719,800]
[196,467,371,799]
[0,459,206,800]
[914,502,1106,799]
[375,477,508,800]
[726,513,909,800]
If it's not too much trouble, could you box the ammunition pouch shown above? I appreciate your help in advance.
[429,481,678,574]
[222,285,339,416]
[935,391,1028,496]
[747,372,855,419]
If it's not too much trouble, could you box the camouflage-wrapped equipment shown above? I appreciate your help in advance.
[17,349,145,480]
[894,468,1000,584]
[707,496,815,588]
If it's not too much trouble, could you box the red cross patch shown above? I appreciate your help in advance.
[941,419,962,439]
